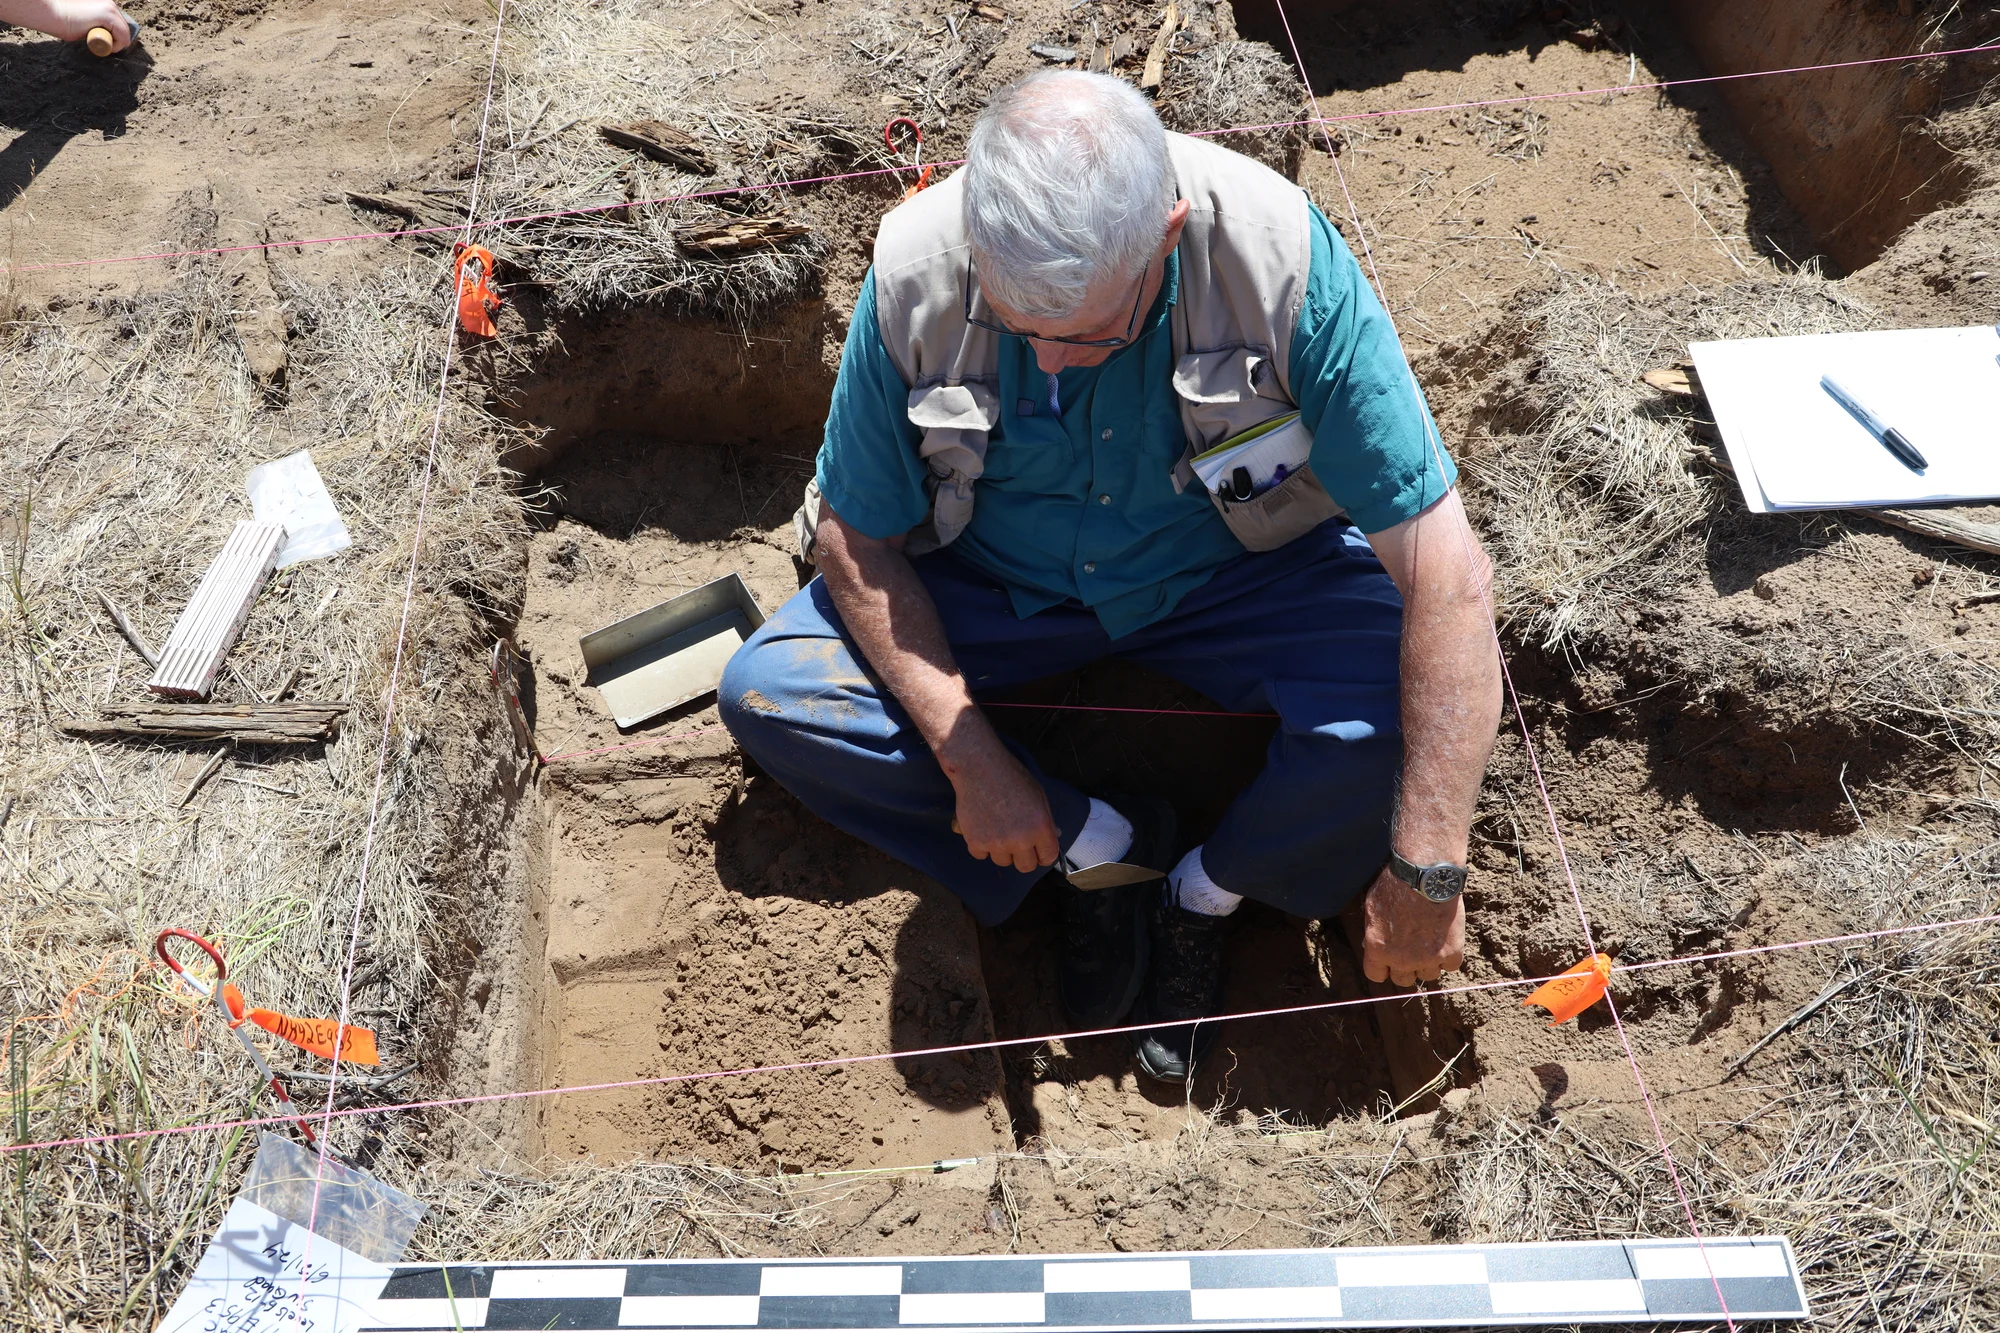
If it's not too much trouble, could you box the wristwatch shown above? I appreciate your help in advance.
[1387,850,1468,903]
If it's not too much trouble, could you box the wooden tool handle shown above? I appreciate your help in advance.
[86,25,115,55]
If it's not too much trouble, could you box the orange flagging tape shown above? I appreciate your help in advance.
[222,983,381,1065]
[1522,953,1613,1026]
[453,242,502,337]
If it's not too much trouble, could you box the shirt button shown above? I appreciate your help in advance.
[1098,494,1112,504]
[1100,429,1113,440]
[1083,562,1097,574]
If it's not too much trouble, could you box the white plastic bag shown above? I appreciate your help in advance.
[247,449,352,568]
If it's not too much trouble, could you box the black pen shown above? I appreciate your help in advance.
[1821,374,1928,473]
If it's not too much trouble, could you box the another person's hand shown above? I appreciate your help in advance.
[0,0,134,48]
[944,733,1061,872]
[1360,863,1465,986]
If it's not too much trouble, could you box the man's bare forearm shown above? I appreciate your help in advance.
[1368,491,1503,864]
[814,508,999,776]
[1395,580,1501,864]
[816,505,1061,868]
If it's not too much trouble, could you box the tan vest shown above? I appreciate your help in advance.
[796,132,1343,561]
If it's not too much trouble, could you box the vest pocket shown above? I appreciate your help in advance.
[1210,461,1345,552]
[1172,351,1344,552]
[907,380,1001,553]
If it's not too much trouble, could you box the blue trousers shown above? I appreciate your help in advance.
[719,522,1405,926]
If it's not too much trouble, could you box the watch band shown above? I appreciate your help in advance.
[1388,850,1468,903]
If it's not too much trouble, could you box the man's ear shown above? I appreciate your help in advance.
[1158,199,1192,259]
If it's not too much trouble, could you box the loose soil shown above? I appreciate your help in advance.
[463,0,2000,1185]
[9,0,2000,1308]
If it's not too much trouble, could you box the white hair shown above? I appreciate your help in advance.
[962,71,1173,323]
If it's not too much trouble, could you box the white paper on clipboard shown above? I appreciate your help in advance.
[1691,325,2000,513]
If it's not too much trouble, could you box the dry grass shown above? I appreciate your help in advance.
[1430,835,2000,1331]
[1473,269,1879,653]
[1157,38,1306,176]
[0,249,527,1330]
[461,0,887,316]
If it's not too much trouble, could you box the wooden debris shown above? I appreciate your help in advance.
[0,795,13,835]
[1867,507,2000,560]
[969,2,1007,20]
[149,521,286,701]
[1954,591,2000,615]
[598,120,716,175]
[344,190,463,229]
[1029,42,1078,63]
[677,217,811,257]
[1642,366,1695,395]
[61,701,348,746]
[1698,427,2000,560]
[97,591,158,666]
[1140,0,1183,91]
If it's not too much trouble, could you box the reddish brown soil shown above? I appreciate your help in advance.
[444,0,2000,1192]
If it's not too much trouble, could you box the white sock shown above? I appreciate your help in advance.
[1168,845,1243,916]
[1062,797,1133,869]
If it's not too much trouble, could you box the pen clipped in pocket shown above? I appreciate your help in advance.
[1188,413,1344,551]
[1191,413,1312,501]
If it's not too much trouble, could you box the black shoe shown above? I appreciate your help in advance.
[1131,895,1230,1083]
[1055,794,1179,1029]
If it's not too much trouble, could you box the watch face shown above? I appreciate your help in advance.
[1420,865,1467,901]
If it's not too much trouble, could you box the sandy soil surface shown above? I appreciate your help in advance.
[11,0,2000,1294]
[476,2,1983,1179]
[1,0,485,299]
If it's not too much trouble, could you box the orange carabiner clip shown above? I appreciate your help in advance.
[884,117,934,200]
[452,241,502,338]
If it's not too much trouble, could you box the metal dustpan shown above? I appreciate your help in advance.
[581,573,765,729]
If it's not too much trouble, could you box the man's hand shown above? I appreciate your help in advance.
[1360,863,1465,986]
[942,731,1061,871]
[0,0,135,47]
[816,505,1064,874]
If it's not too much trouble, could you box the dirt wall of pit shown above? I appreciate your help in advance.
[1669,0,1993,270]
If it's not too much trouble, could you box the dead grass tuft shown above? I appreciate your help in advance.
[0,252,528,1330]
[1473,269,1878,654]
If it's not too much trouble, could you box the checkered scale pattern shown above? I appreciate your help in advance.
[357,1238,1808,1330]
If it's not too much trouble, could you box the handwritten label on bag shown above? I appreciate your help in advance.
[155,1198,390,1333]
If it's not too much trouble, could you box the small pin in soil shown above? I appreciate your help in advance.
[1522,953,1613,1026]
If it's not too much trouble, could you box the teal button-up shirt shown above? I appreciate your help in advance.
[816,203,1454,639]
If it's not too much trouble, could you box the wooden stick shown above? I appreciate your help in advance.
[61,701,346,746]
[97,591,158,667]
[1725,965,1877,1078]
[178,748,231,808]
[1867,508,2000,560]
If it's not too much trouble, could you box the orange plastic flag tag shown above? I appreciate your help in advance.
[1522,953,1613,1026]
[221,983,381,1064]
[453,242,501,338]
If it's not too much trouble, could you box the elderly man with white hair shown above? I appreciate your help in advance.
[722,70,1501,1083]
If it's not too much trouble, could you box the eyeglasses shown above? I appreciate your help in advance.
[962,255,1155,349]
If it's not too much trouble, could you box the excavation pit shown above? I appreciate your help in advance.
[462,0,1999,1177]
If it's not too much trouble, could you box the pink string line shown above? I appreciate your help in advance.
[294,0,513,1283]
[6,908,1996,1159]
[533,702,1278,766]
[537,723,731,765]
[981,701,1276,719]
[1258,2,1739,1322]
[7,40,1992,277]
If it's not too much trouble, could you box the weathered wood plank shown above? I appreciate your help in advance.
[61,701,346,745]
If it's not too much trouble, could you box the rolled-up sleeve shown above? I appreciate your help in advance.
[1289,205,1457,534]
[815,271,933,541]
